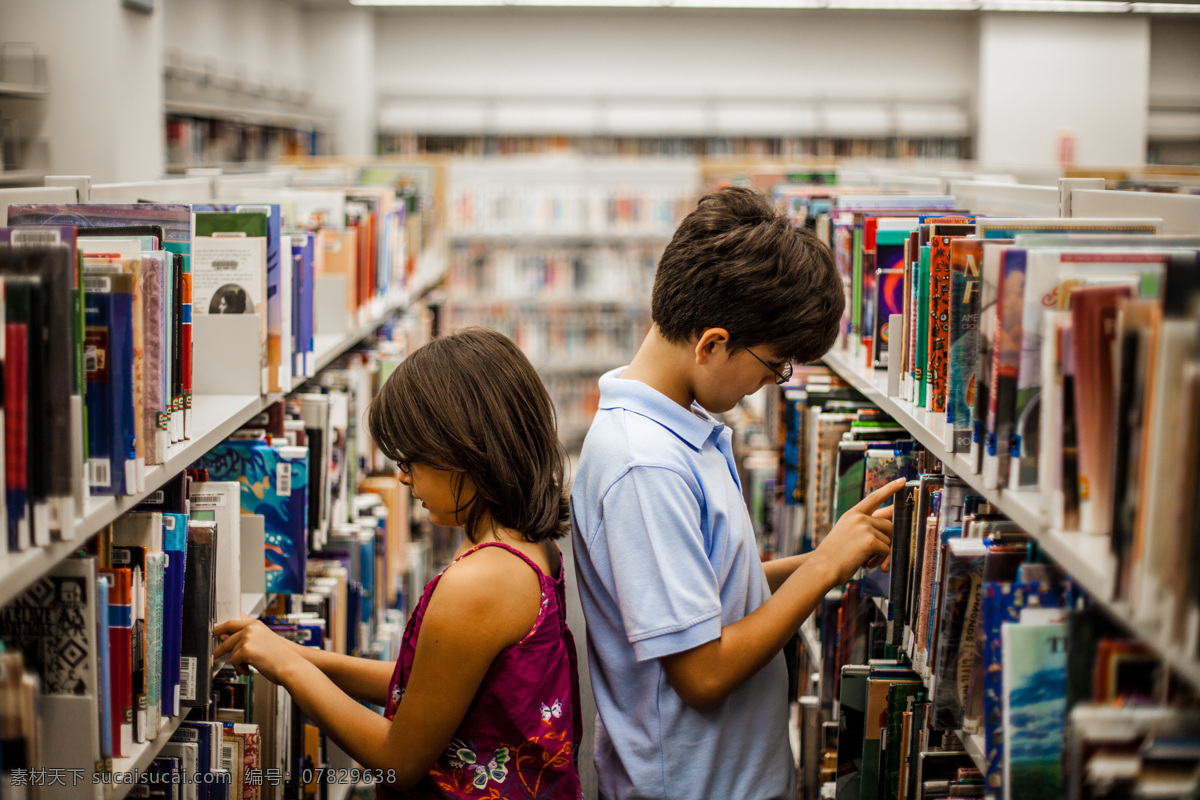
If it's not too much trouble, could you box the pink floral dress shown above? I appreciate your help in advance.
[379,542,582,800]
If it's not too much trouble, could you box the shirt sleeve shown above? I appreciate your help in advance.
[599,465,723,662]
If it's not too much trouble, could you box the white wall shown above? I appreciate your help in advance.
[304,8,377,157]
[374,9,978,138]
[0,0,164,182]
[977,14,1150,169]
[162,0,308,94]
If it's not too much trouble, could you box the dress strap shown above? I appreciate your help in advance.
[459,540,548,580]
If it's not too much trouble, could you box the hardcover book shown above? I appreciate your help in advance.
[1001,620,1068,800]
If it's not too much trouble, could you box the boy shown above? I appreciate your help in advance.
[571,186,901,799]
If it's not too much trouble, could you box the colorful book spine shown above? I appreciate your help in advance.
[948,240,982,454]
[929,236,954,414]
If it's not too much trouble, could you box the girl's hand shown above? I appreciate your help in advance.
[213,617,304,685]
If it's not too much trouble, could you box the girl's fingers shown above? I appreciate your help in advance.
[213,628,244,659]
[214,618,255,636]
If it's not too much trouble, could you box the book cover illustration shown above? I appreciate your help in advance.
[972,245,1005,474]
[874,268,906,369]
[981,581,1067,794]
[948,239,984,454]
[987,249,1027,489]
[194,441,310,593]
[1001,621,1068,800]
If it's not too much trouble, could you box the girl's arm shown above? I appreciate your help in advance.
[284,639,395,706]
[214,548,540,791]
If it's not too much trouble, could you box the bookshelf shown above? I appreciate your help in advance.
[0,43,49,182]
[0,167,445,788]
[818,177,1200,695]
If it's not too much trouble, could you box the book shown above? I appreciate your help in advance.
[948,240,984,454]
[981,582,1067,794]
[984,249,1026,489]
[180,520,216,708]
[161,511,188,717]
[99,566,135,757]
[1001,620,1068,800]
[84,272,138,496]
[1069,284,1132,534]
[930,538,988,731]
[972,245,1007,475]
[189,481,243,630]
[836,664,871,800]
[0,557,103,796]
[194,440,310,594]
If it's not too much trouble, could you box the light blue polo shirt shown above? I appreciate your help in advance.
[570,368,795,800]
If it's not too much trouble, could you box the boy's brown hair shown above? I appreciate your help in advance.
[367,327,569,543]
[652,186,844,364]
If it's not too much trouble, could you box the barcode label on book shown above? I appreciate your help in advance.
[112,549,131,566]
[191,492,227,508]
[11,230,60,246]
[88,458,112,488]
[180,656,197,701]
[146,490,164,505]
[221,742,237,773]
[163,515,175,530]
[84,264,123,274]
[276,462,292,497]
[84,344,99,373]
[210,260,240,270]
[84,275,112,293]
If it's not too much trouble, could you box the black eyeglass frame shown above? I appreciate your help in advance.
[745,347,793,386]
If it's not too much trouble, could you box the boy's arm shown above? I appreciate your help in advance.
[761,505,895,592]
[761,553,810,593]
[661,479,901,712]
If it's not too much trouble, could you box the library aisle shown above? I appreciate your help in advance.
[0,1,1199,799]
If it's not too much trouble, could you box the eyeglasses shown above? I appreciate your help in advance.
[745,348,793,386]
[395,459,412,475]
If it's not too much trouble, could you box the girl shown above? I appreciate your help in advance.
[214,327,582,799]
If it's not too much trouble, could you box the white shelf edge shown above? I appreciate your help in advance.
[822,347,1200,691]
[0,297,419,609]
[111,714,187,800]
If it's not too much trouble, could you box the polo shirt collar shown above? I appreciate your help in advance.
[598,366,724,450]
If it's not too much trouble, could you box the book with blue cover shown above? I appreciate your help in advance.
[84,275,137,496]
[162,512,188,717]
[1002,619,1069,800]
[981,581,1067,796]
[194,440,310,594]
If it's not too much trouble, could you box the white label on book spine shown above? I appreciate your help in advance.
[163,514,175,530]
[84,275,112,293]
[180,656,197,702]
[191,492,227,508]
[276,462,292,497]
[147,490,165,506]
[11,229,60,246]
[88,458,111,488]
[112,549,131,566]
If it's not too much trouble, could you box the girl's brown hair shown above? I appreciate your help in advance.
[367,327,569,543]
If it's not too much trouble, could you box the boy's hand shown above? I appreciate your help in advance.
[809,478,904,588]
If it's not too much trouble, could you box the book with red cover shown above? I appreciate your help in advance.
[99,567,134,758]
[5,315,26,551]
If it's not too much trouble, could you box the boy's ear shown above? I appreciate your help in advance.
[694,328,731,365]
